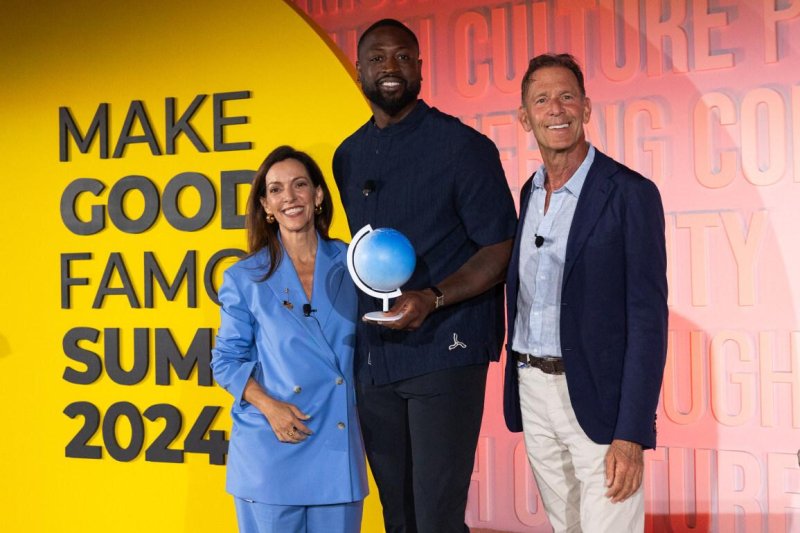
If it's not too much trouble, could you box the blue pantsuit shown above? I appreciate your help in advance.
[212,237,368,531]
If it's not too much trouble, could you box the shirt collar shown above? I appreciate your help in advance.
[533,144,596,198]
[367,99,429,136]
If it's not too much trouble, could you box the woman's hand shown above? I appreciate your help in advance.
[261,397,312,443]
[243,378,312,443]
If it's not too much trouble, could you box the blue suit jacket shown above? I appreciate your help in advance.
[211,237,368,505]
[503,149,668,449]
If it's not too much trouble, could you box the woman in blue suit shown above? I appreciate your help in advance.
[211,145,367,533]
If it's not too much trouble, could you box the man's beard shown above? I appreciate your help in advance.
[363,80,421,117]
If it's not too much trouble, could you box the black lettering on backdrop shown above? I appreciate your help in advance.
[144,403,185,463]
[155,328,213,386]
[213,91,252,152]
[64,401,228,464]
[59,170,254,235]
[220,170,254,229]
[166,95,209,154]
[112,101,161,158]
[58,91,252,467]
[93,252,140,308]
[61,326,227,462]
[102,402,144,461]
[62,327,214,386]
[59,104,109,162]
[204,248,246,304]
[144,250,197,308]
[62,327,103,384]
[105,328,149,385]
[107,175,160,233]
[58,91,252,162]
[60,249,244,309]
[60,178,105,235]
[61,252,91,308]
[64,402,103,459]
[162,172,216,231]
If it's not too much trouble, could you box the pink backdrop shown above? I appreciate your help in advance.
[295,1,800,531]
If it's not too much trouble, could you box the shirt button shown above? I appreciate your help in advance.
[293,386,302,393]
[335,377,344,385]
[337,422,346,430]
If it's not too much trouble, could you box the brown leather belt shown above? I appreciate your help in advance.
[514,351,565,375]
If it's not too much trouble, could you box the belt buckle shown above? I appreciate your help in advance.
[541,357,564,375]
[525,353,563,375]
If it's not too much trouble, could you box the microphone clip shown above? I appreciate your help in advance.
[362,180,376,197]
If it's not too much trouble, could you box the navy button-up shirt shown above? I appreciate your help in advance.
[334,100,517,385]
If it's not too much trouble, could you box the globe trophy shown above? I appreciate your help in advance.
[346,224,416,322]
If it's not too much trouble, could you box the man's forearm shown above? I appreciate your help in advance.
[434,239,513,307]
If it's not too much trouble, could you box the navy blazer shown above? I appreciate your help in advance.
[211,237,368,505]
[503,149,668,449]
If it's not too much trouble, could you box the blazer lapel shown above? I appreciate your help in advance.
[264,252,307,328]
[263,240,340,368]
[311,238,344,331]
[507,177,534,340]
[563,152,616,283]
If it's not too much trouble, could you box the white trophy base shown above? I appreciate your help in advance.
[363,311,405,323]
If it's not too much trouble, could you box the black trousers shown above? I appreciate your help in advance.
[357,363,489,533]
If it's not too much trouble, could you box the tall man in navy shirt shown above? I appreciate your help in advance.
[503,53,668,532]
[333,18,517,533]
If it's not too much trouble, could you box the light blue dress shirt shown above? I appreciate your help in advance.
[511,145,596,359]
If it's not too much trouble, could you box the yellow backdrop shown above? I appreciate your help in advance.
[0,1,381,530]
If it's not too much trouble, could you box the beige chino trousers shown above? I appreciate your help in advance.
[518,365,644,532]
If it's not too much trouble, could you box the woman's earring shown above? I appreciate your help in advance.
[266,212,276,223]
[314,204,323,215]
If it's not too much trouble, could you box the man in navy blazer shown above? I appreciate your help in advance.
[503,54,668,532]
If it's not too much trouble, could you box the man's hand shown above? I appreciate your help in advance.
[364,239,514,332]
[368,289,435,331]
[604,439,643,503]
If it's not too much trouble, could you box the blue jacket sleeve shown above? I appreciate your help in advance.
[614,178,668,445]
[211,268,259,408]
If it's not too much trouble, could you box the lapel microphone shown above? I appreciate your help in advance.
[534,234,545,248]
[303,304,316,317]
[362,180,376,196]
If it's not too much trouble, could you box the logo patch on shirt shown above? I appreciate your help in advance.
[448,333,467,350]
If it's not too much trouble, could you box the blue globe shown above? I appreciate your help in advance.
[352,228,416,292]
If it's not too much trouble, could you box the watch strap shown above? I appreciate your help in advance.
[430,286,444,309]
